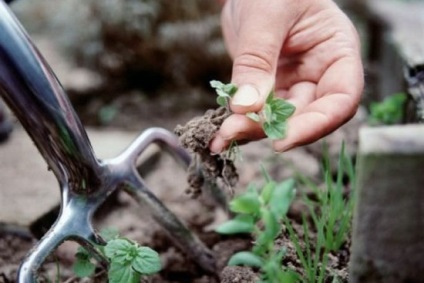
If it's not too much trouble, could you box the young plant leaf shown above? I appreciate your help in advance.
[210,80,238,107]
[108,261,140,283]
[132,246,161,275]
[263,121,287,140]
[228,251,264,267]
[73,257,96,278]
[217,96,228,106]
[260,181,276,204]
[229,192,261,215]
[269,179,296,217]
[261,209,280,240]
[105,239,137,264]
[215,214,255,234]
[271,98,296,120]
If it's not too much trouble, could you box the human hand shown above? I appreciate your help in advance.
[210,0,364,153]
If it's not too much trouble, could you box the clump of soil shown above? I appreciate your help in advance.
[174,106,238,198]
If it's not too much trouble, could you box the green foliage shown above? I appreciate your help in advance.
[284,216,329,283]
[300,143,356,252]
[210,80,295,140]
[369,92,407,125]
[105,239,161,283]
[210,80,238,107]
[73,228,161,282]
[287,142,356,282]
[259,91,296,139]
[216,177,299,283]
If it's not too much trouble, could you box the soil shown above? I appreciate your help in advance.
[0,30,364,283]
[174,106,238,198]
[0,100,358,282]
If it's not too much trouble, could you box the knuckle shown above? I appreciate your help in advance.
[233,47,277,75]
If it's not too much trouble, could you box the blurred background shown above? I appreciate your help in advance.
[10,0,232,130]
[8,0,423,130]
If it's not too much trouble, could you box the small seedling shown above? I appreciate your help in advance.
[215,175,300,283]
[298,142,356,252]
[210,80,295,140]
[210,80,238,108]
[284,142,355,282]
[73,228,161,283]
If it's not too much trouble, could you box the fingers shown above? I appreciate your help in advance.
[272,94,357,152]
[209,113,265,153]
[223,0,297,114]
[273,56,364,152]
[209,81,317,153]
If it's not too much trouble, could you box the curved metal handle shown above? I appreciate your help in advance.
[0,1,101,191]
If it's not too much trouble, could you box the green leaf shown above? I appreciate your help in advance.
[271,99,296,120]
[105,239,135,264]
[266,90,275,104]
[73,257,96,278]
[246,112,261,122]
[210,80,224,89]
[269,179,296,217]
[228,251,263,267]
[263,103,273,122]
[108,261,140,283]
[215,214,255,234]
[217,96,228,106]
[222,83,238,96]
[229,192,261,215]
[132,246,162,275]
[276,270,301,283]
[260,181,276,204]
[263,121,287,140]
[210,80,238,99]
[261,209,280,240]
[369,92,407,125]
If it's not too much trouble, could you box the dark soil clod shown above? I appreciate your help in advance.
[174,107,239,198]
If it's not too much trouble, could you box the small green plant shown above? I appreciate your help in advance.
[215,175,300,283]
[284,216,329,283]
[73,228,161,283]
[369,92,407,125]
[210,80,295,140]
[284,142,355,282]
[299,143,356,252]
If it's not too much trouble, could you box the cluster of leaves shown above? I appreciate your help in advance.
[286,143,356,282]
[215,175,300,283]
[210,80,295,140]
[368,92,407,125]
[73,228,161,283]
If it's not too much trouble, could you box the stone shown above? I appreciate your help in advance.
[349,124,424,283]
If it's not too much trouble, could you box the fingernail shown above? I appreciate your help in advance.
[232,85,259,106]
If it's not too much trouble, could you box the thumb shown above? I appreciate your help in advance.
[225,0,291,114]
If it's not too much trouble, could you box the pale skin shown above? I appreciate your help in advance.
[209,0,364,153]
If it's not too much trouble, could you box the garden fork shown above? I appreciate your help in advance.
[0,1,221,281]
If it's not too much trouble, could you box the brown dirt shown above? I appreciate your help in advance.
[174,106,238,198]
[0,131,352,283]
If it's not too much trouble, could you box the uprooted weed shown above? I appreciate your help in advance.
[174,106,238,198]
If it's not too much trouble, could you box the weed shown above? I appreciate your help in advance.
[215,176,300,283]
[210,80,295,140]
[300,143,356,252]
[73,228,161,283]
[285,142,356,282]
